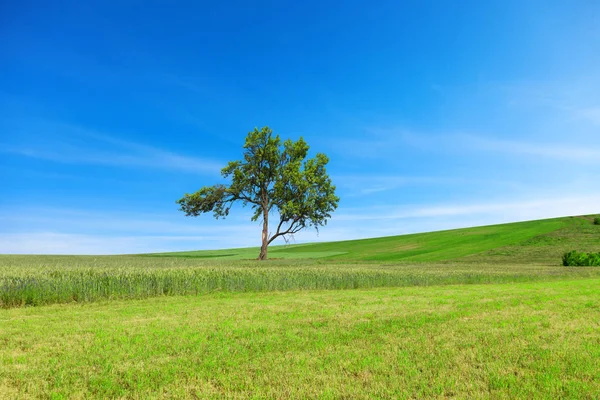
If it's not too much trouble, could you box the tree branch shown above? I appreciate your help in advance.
[267,217,300,244]
[232,192,260,206]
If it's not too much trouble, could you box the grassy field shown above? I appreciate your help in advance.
[2,279,599,398]
[2,215,599,308]
[3,256,600,308]
[152,214,600,263]
[1,215,599,398]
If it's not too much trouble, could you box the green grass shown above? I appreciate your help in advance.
[2,214,599,308]
[2,215,600,397]
[3,256,600,308]
[151,214,600,263]
[2,279,599,399]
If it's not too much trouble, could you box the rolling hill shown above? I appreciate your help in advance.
[149,214,600,264]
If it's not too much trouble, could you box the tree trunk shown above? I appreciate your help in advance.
[258,208,269,260]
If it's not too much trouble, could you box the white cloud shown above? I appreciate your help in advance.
[334,194,600,222]
[0,207,261,254]
[0,232,257,255]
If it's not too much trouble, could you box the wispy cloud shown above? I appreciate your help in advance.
[295,193,600,243]
[334,194,600,222]
[330,75,600,165]
[0,207,255,236]
[494,79,600,134]
[0,232,257,255]
[3,192,599,254]
[327,129,411,159]
[2,119,223,174]
[454,133,600,163]
[0,207,260,254]
[575,106,600,126]
[332,127,600,165]
[334,174,473,196]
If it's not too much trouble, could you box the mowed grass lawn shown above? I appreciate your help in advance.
[1,278,599,399]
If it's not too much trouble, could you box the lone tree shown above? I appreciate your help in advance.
[177,126,339,260]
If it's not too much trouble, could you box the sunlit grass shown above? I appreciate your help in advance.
[1,279,599,398]
[2,255,600,308]
[1,215,599,397]
[151,215,600,262]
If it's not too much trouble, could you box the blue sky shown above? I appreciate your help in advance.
[2,1,600,254]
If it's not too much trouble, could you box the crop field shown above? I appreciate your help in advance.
[3,256,600,309]
[1,215,599,398]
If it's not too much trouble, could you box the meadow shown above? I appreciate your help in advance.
[1,215,599,398]
[3,256,600,309]
[2,215,599,308]
[2,279,599,398]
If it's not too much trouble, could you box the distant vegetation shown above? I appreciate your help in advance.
[594,217,600,225]
[562,250,600,267]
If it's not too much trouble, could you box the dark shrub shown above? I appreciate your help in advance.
[563,250,600,266]
[594,217,600,225]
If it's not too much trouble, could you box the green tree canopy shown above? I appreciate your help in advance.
[177,126,339,260]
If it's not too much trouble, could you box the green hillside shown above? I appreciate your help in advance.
[150,214,600,264]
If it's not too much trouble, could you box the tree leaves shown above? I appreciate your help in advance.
[177,126,339,258]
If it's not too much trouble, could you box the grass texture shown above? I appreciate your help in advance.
[2,215,599,398]
[3,257,600,308]
[1,279,599,398]
[1,215,599,308]
[152,215,600,263]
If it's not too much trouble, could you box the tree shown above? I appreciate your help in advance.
[177,126,339,260]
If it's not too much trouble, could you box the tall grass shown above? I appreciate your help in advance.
[0,267,532,308]
[3,255,600,308]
